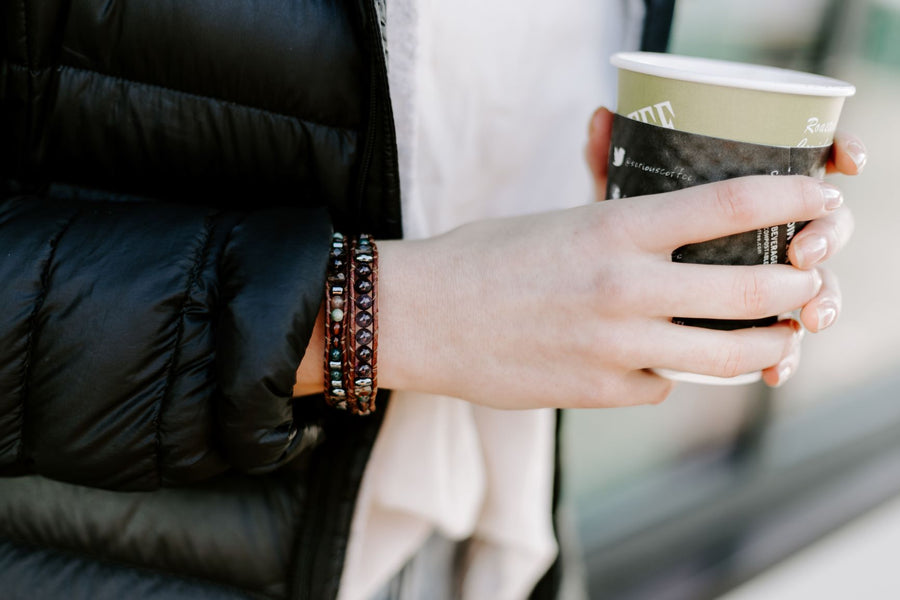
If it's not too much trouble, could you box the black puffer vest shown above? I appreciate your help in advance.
[0,1,400,598]
[0,1,676,598]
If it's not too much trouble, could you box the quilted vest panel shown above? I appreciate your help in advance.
[1,0,365,212]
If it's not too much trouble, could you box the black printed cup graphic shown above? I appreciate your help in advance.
[607,115,832,331]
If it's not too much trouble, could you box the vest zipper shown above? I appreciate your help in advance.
[292,5,390,599]
[353,0,386,233]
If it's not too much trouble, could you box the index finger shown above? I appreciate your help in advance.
[623,175,842,253]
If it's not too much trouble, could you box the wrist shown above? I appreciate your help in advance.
[376,238,445,395]
[293,236,451,400]
[293,302,326,397]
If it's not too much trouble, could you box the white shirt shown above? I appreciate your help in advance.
[338,1,646,598]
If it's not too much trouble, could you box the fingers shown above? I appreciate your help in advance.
[621,176,843,252]
[799,266,842,333]
[585,107,615,192]
[827,132,868,175]
[626,262,823,321]
[762,324,804,387]
[759,268,842,386]
[619,369,676,407]
[645,319,802,380]
[788,205,855,270]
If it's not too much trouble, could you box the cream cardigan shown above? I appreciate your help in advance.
[339,1,646,598]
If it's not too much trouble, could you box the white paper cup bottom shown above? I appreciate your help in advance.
[652,368,762,386]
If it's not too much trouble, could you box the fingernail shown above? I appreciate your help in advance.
[820,182,843,210]
[793,234,828,267]
[846,140,868,173]
[817,304,837,331]
[789,318,806,341]
[589,109,602,135]
[776,361,794,387]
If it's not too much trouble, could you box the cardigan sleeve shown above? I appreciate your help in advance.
[0,192,331,490]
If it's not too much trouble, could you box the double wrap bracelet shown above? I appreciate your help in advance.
[324,232,378,415]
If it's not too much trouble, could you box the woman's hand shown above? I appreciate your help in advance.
[583,107,862,389]
[377,174,844,409]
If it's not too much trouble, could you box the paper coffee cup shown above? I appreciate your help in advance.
[606,52,855,385]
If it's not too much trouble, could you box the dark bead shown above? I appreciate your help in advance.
[331,322,342,336]
[327,271,346,284]
[356,294,373,310]
[329,348,341,362]
[357,363,373,378]
[354,278,373,294]
[355,311,373,328]
[356,328,373,345]
[330,369,342,381]
[330,336,341,347]
[355,263,372,278]
[357,346,372,362]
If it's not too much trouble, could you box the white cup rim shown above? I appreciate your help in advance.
[611,52,856,98]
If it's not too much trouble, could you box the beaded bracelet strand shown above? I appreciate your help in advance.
[347,234,378,415]
[324,233,349,409]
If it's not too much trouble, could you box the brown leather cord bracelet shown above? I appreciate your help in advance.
[324,232,378,415]
[347,234,378,415]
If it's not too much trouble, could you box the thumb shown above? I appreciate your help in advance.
[585,107,615,195]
